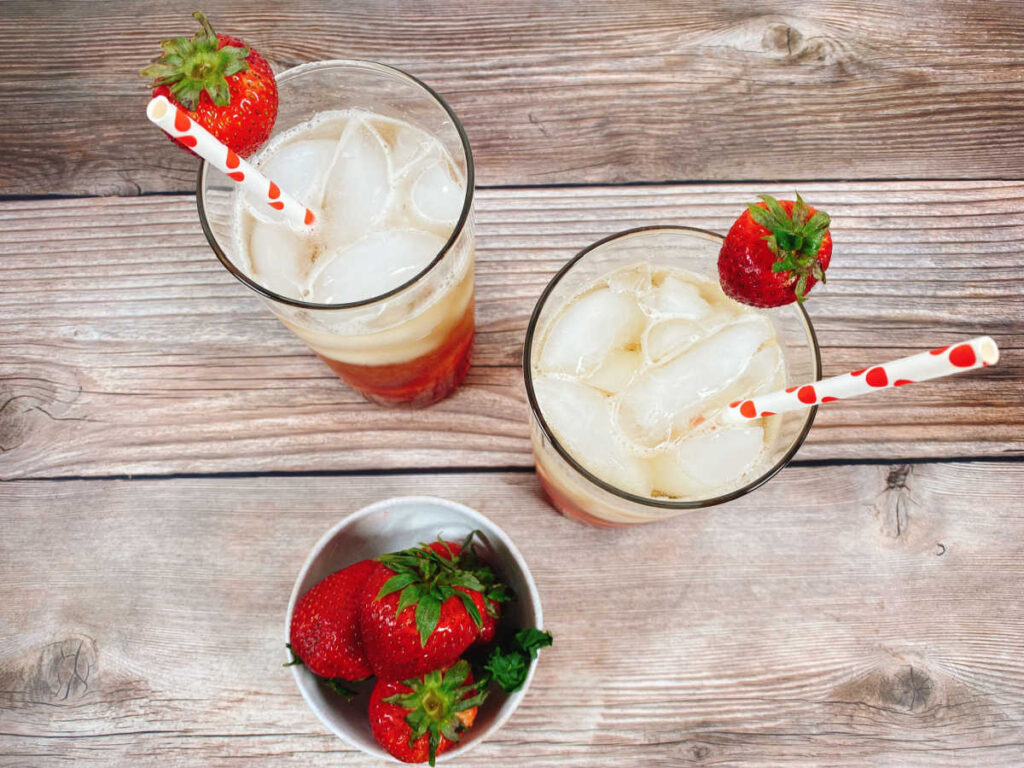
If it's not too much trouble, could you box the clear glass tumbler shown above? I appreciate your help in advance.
[524,226,820,526]
[198,60,475,407]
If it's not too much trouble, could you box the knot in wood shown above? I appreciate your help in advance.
[691,743,711,761]
[883,665,935,712]
[886,464,911,491]
[875,464,914,539]
[0,369,84,465]
[35,635,97,703]
[762,23,805,58]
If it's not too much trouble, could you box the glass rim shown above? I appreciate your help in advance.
[196,58,475,311]
[522,225,822,511]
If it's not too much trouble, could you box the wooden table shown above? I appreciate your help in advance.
[2,2,1022,765]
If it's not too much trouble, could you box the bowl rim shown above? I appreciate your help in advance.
[285,495,544,762]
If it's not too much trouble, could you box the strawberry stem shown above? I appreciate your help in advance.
[192,10,218,42]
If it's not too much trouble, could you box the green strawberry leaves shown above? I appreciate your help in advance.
[748,193,831,302]
[792,193,812,227]
[802,211,831,265]
[378,570,419,600]
[746,203,776,231]
[323,678,358,700]
[482,646,528,692]
[753,194,830,259]
[283,642,303,667]
[455,532,513,609]
[415,595,443,646]
[384,660,488,766]
[480,628,553,693]
[375,532,508,647]
[140,11,250,110]
[804,209,831,235]
[760,194,789,225]
[453,590,483,627]
[515,628,554,658]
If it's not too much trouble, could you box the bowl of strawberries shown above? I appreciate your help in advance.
[286,496,548,764]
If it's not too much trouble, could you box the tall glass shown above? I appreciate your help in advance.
[198,60,475,407]
[524,226,821,526]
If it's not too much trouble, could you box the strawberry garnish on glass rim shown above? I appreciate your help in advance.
[751,193,829,302]
[718,193,833,308]
[141,11,277,158]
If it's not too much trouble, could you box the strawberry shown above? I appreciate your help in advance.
[422,540,501,646]
[718,194,833,307]
[430,537,511,647]
[141,11,278,157]
[369,661,486,765]
[476,602,501,646]
[289,559,376,681]
[359,534,507,681]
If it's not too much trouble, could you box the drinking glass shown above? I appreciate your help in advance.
[199,60,475,407]
[524,226,820,526]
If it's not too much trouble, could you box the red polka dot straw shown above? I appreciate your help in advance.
[722,336,999,425]
[146,96,316,231]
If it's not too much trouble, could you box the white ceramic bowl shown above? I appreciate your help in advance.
[286,496,544,763]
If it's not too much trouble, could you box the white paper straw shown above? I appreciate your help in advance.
[723,335,1000,424]
[146,95,315,230]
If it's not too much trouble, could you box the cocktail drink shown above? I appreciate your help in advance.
[524,227,820,526]
[199,60,474,407]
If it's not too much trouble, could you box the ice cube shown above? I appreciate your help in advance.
[640,276,712,319]
[393,129,428,174]
[538,288,646,376]
[617,316,774,446]
[323,121,393,245]
[370,116,429,177]
[700,344,785,424]
[643,319,702,364]
[533,376,652,496]
[586,348,643,393]
[651,425,765,498]
[606,263,654,295]
[249,219,315,299]
[410,158,464,227]
[742,344,784,397]
[309,229,444,304]
[258,139,336,207]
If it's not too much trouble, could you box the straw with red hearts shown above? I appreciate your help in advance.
[723,336,1000,425]
[146,95,316,230]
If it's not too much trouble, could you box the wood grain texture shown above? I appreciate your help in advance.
[4,0,1024,195]
[1,463,1023,766]
[1,182,1021,479]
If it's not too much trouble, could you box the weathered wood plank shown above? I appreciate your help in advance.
[3,1,1024,195]
[1,182,1021,479]
[1,463,1023,765]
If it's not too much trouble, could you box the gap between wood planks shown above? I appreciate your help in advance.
[4,176,1024,203]
[7,454,1023,484]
